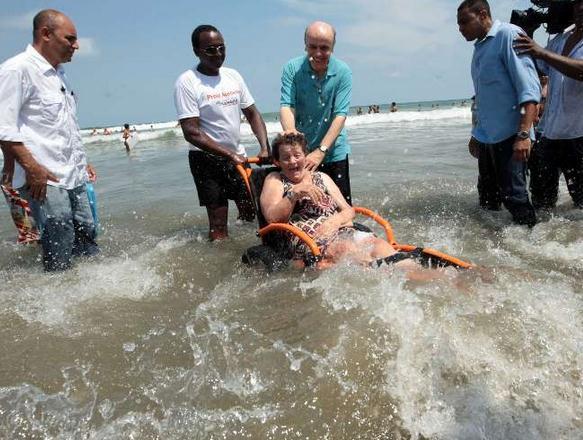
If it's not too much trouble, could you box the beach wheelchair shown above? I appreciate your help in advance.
[236,157,473,272]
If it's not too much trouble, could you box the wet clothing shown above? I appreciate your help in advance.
[281,171,351,260]
[529,137,583,209]
[478,136,536,225]
[189,150,254,215]
[318,154,351,204]
[20,185,98,271]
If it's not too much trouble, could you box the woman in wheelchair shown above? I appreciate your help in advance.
[260,133,413,268]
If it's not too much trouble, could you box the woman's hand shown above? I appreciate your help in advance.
[291,180,325,205]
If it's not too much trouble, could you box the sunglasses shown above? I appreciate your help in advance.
[202,44,226,55]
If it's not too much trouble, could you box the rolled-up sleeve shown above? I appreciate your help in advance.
[504,29,541,105]
[280,61,296,108]
[333,68,352,117]
[0,69,25,142]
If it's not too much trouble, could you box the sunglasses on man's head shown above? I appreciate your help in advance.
[202,45,225,55]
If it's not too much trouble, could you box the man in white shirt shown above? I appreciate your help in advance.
[514,0,583,209]
[0,9,99,271]
[174,25,270,241]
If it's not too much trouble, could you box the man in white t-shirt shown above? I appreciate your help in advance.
[0,9,99,271]
[174,25,270,241]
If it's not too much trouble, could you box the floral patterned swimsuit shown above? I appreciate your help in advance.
[281,171,346,260]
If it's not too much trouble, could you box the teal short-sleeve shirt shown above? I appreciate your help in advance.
[280,56,352,163]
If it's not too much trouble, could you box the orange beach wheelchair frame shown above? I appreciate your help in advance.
[236,157,473,270]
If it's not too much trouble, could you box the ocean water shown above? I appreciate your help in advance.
[0,104,582,439]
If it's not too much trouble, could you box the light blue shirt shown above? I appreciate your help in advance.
[471,21,541,144]
[280,56,352,163]
[537,25,583,140]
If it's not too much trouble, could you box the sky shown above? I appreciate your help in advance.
[0,0,544,128]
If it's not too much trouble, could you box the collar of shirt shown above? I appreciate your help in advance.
[475,20,501,47]
[25,44,60,75]
[301,55,339,78]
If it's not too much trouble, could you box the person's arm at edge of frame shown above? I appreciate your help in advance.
[305,67,351,171]
[514,33,583,81]
[178,117,246,166]
[241,104,270,158]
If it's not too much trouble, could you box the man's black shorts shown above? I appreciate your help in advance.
[188,150,250,207]
[318,155,352,205]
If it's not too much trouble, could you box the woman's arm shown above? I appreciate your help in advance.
[260,173,294,223]
[313,173,355,239]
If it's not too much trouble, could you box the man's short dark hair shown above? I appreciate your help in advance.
[191,24,219,49]
[458,0,491,17]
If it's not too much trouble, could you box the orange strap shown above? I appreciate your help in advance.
[353,206,396,245]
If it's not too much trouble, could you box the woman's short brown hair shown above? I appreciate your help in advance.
[271,132,308,160]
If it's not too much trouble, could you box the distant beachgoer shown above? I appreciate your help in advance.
[102,127,111,135]
[122,123,131,152]
[0,9,99,270]
[280,21,353,204]
[514,1,583,210]
[457,0,540,226]
[174,24,270,241]
[356,107,363,115]
[418,104,422,111]
[390,102,398,112]
[368,105,373,114]
[150,124,154,131]
[91,128,97,136]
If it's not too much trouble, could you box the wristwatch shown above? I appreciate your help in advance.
[318,145,329,153]
[516,130,530,140]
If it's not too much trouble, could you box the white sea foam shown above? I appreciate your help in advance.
[80,107,471,147]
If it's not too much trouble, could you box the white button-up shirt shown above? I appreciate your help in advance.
[0,45,87,189]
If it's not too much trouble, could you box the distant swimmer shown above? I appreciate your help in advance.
[390,102,398,112]
[122,123,131,152]
[102,127,111,135]
[356,106,363,115]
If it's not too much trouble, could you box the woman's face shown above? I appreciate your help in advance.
[276,143,306,183]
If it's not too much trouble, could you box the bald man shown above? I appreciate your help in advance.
[0,9,99,271]
[280,21,353,204]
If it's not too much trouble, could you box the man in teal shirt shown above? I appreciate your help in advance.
[280,21,353,203]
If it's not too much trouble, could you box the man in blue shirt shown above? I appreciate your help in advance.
[514,0,583,210]
[458,0,541,226]
[280,21,353,204]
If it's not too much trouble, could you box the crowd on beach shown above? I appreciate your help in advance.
[0,0,582,273]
